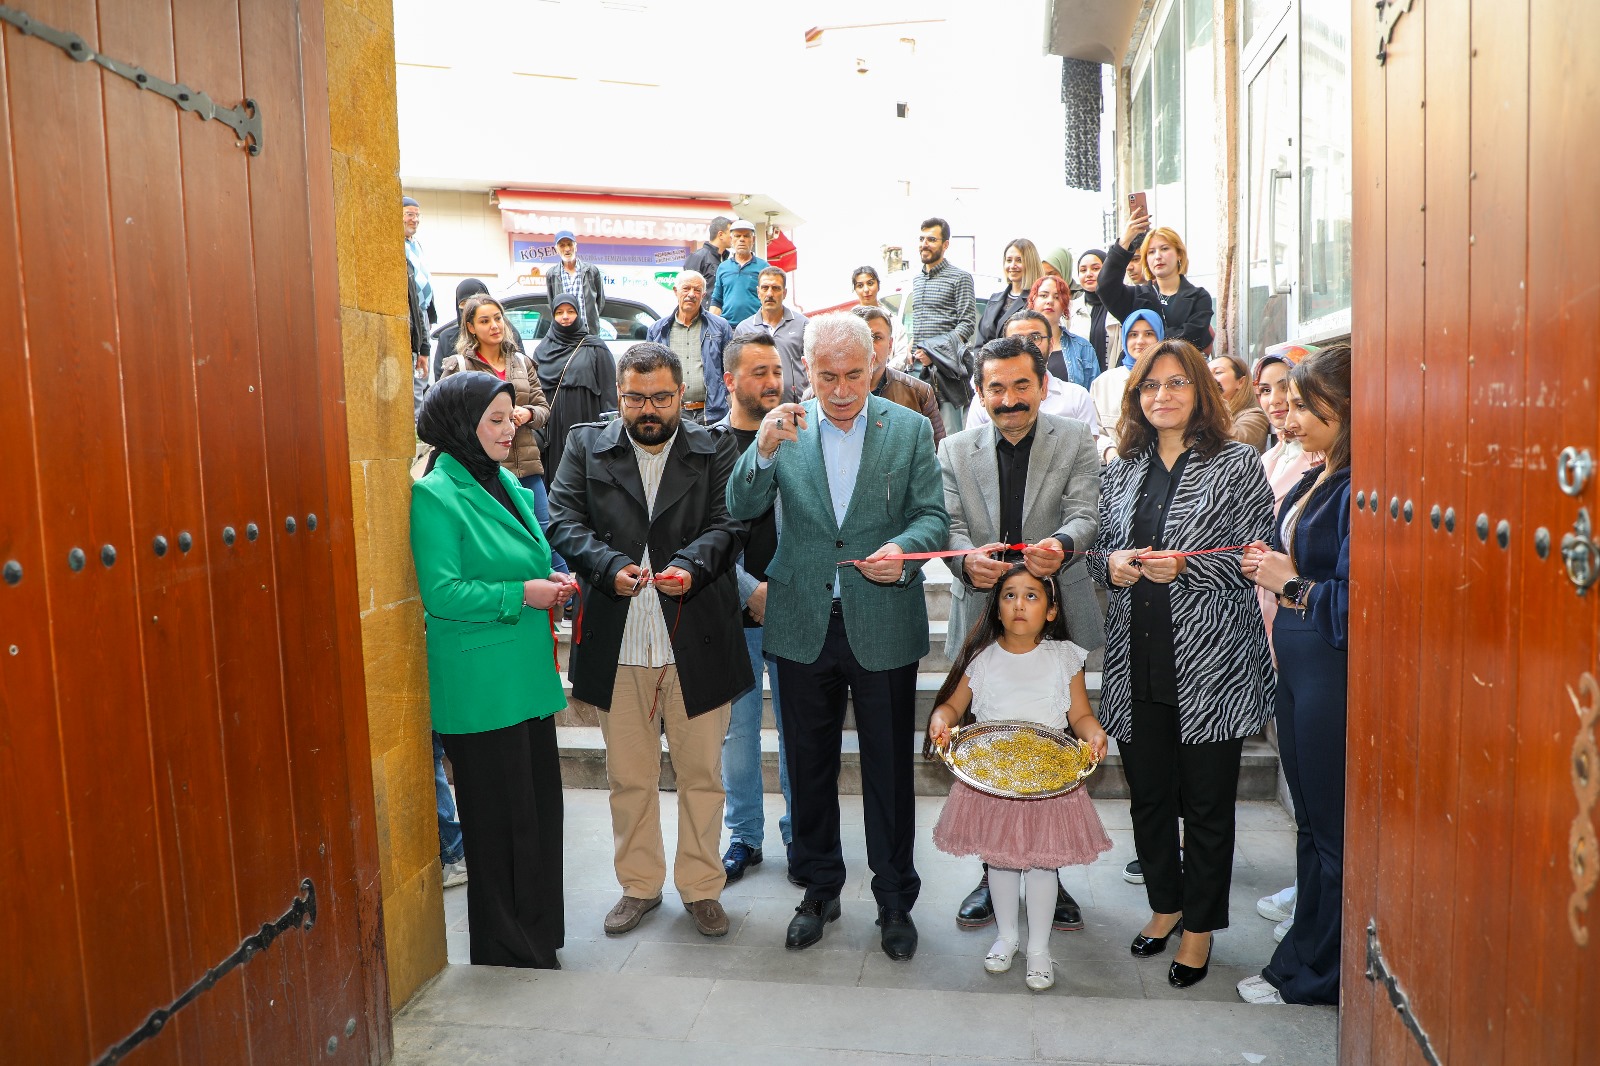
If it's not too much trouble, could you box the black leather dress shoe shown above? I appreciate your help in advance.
[1052,882,1084,931]
[1168,940,1212,988]
[956,871,994,929]
[785,897,841,950]
[721,841,762,885]
[877,908,919,961]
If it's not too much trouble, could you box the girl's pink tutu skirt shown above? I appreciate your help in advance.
[933,780,1112,870]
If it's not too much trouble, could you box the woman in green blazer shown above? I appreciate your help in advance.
[412,372,578,968]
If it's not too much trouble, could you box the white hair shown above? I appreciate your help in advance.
[675,270,706,291]
[802,311,873,368]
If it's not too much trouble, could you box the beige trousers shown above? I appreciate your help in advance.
[593,665,730,902]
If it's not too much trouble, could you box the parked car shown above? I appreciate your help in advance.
[430,290,665,360]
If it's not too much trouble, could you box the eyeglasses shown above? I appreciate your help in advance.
[1137,377,1194,395]
[620,391,679,410]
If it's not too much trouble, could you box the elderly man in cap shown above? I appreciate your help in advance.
[545,229,606,337]
[709,219,768,326]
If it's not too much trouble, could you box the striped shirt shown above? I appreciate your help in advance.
[910,258,978,351]
[618,431,677,668]
[554,261,592,331]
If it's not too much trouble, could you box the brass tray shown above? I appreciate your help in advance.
[934,720,1099,800]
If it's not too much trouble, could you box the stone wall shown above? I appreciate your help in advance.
[323,0,444,1010]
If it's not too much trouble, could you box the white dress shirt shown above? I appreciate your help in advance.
[618,430,678,668]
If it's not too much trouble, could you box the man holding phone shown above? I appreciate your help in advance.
[727,312,949,961]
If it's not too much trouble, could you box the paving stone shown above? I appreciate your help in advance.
[1032,996,1337,1065]
[400,966,712,1040]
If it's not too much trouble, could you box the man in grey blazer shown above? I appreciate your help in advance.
[937,335,1105,933]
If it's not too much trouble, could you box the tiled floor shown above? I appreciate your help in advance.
[395,789,1337,1065]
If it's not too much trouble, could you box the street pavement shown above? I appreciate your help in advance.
[394,789,1336,1065]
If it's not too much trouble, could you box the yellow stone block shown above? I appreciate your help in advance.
[365,457,422,609]
[361,600,430,757]
[370,751,394,888]
[330,152,359,312]
[345,158,409,319]
[342,308,414,462]
[383,860,447,1009]
[324,2,401,173]
[387,727,439,885]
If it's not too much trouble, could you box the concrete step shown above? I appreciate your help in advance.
[555,726,1281,801]
[553,671,1103,732]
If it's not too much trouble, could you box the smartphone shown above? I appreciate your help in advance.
[1128,191,1149,218]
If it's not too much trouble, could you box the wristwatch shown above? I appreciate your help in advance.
[1280,576,1307,604]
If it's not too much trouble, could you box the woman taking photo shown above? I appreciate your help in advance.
[1099,210,1215,351]
[1210,353,1270,452]
[412,372,579,968]
[1237,345,1351,1007]
[1089,339,1275,990]
[532,292,617,489]
[975,238,1042,347]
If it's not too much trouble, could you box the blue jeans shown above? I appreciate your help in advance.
[723,625,791,849]
[520,474,569,574]
[434,731,464,865]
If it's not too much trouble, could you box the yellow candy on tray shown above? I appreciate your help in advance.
[940,721,1098,799]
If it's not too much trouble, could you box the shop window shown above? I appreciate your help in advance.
[1299,0,1352,326]
[1183,0,1217,291]
[1131,66,1153,193]
[1153,14,1183,187]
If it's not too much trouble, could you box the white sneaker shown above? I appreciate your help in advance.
[1256,885,1296,923]
[442,860,468,888]
[1025,952,1055,992]
[984,937,1018,974]
[1273,915,1293,943]
[1238,975,1284,1004]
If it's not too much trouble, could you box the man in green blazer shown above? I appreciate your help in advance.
[727,312,949,961]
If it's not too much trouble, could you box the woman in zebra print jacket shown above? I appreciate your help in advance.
[1089,339,1276,991]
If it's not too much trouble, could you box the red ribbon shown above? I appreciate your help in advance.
[837,542,1254,565]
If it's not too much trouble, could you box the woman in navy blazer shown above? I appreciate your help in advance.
[1238,345,1352,1006]
[1089,339,1276,990]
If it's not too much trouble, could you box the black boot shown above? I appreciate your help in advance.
[1052,877,1084,931]
[956,866,994,929]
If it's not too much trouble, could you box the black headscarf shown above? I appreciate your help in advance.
[417,371,515,483]
[533,293,589,389]
[1077,248,1111,371]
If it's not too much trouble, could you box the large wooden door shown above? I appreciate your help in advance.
[1346,0,1600,1062]
[0,1,388,1062]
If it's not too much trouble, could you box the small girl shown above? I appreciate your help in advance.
[929,564,1113,991]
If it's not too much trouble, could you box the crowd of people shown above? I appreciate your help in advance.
[403,199,1352,1008]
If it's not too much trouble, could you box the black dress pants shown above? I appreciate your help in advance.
[441,715,565,968]
[1263,613,1347,1004]
[1120,699,1244,932]
[774,610,921,911]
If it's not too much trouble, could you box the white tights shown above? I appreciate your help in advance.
[988,867,1059,957]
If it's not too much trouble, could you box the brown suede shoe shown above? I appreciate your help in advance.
[684,898,730,937]
[603,894,662,936]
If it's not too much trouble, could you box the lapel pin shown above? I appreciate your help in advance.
[875,421,883,428]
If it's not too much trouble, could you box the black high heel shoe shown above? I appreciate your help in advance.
[1167,936,1213,988]
[1130,917,1182,958]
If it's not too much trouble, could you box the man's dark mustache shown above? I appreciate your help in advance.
[994,403,1031,415]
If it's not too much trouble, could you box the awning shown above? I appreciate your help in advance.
[1043,0,1144,65]
[493,189,732,245]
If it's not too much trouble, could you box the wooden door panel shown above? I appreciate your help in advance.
[1446,0,1530,1059]
[1505,0,1600,1058]
[1406,1,1473,1056]
[6,2,183,1051]
[1372,13,1430,1064]
[1343,0,1388,1056]
[97,1,251,1059]
[238,0,374,1054]
[0,36,92,1059]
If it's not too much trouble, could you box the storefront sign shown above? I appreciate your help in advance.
[513,237,689,268]
[502,210,709,244]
